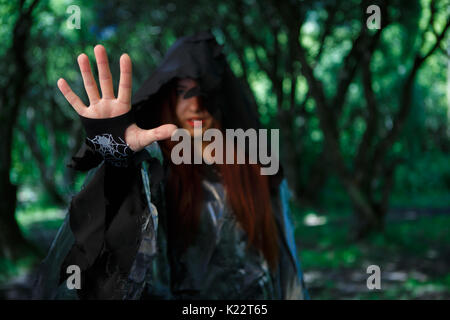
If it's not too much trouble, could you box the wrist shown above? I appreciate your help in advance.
[79,111,136,167]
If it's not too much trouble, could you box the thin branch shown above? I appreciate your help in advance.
[420,19,450,63]
[354,48,379,183]
[372,18,450,166]
[420,0,437,49]
[314,2,338,65]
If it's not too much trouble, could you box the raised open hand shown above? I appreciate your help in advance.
[57,44,176,152]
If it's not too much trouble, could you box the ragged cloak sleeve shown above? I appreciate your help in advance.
[31,142,164,300]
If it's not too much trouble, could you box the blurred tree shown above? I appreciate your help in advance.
[270,0,449,237]
[0,0,40,260]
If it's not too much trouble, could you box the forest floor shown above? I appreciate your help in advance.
[296,207,450,299]
[0,205,449,299]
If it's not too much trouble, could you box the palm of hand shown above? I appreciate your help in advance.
[57,44,176,152]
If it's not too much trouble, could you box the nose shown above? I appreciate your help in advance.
[188,96,204,112]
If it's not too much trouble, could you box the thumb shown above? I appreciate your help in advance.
[130,124,177,151]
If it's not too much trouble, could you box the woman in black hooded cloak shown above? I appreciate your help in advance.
[32,30,309,300]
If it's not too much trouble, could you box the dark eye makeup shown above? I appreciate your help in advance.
[176,86,185,95]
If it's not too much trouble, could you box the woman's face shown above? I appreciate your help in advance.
[175,78,213,136]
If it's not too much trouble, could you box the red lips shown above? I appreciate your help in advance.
[187,118,205,127]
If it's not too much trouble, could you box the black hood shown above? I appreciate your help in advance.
[131,30,260,131]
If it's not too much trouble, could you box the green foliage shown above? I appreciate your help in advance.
[1,0,449,298]
[0,256,38,285]
[2,0,448,211]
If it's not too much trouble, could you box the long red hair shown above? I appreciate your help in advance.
[156,82,279,271]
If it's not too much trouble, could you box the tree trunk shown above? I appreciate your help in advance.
[0,175,38,259]
[351,200,386,240]
[0,0,40,260]
[278,110,301,198]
